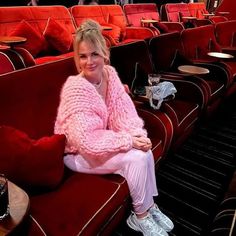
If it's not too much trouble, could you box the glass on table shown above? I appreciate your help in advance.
[148,74,161,86]
[0,174,9,220]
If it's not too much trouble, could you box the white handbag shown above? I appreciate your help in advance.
[145,81,177,110]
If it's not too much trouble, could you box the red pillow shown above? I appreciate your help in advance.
[43,18,73,54]
[0,126,66,190]
[9,20,45,57]
[101,23,121,46]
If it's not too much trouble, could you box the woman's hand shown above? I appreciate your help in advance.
[132,135,152,152]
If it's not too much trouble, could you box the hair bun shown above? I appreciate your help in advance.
[80,19,102,33]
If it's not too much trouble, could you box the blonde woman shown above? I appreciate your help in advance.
[55,19,174,236]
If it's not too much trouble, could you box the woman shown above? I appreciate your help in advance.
[54,19,174,236]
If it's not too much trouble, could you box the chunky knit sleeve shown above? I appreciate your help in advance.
[54,75,133,163]
[106,66,147,137]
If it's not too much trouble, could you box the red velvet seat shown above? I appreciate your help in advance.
[110,40,203,150]
[181,24,236,98]
[148,31,227,119]
[0,6,76,64]
[123,3,184,34]
[215,20,236,57]
[160,3,219,28]
[188,2,228,25]
[70,5,154,46]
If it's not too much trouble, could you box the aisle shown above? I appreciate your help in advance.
[114,96,236,236]
[156,97,236,236]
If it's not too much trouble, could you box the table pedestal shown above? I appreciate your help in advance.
[0,182,30,236]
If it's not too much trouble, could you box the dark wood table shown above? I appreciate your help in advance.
[0,181,30,236]
[0,36,26,48]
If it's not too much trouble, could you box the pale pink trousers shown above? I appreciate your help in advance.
[64,149,158,214]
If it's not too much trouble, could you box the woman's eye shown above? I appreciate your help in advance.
[92,52,99,57]
[79,55,86,59]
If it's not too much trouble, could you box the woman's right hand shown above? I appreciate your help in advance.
[132,136,152,152]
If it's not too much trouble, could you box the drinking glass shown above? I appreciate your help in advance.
[148,74,161,86]
[0,174,9,220]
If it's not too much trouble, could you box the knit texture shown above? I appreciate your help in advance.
[55,65,147,165]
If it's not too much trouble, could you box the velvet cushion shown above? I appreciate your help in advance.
[9,20,45,57]
[152,22,169,33]
[101,23,121,45]
[0,126,66,190]
[43,18,73,54]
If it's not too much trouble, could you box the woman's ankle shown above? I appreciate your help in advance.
[136,211,148,219]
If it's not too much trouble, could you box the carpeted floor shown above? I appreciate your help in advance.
[114,96,236,236]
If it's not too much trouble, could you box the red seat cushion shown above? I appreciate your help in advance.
[30,173,129,236]
[0,126,66,190]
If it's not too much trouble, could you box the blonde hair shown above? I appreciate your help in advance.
[74,19,110,64]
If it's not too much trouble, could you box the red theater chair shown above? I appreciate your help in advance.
[188,2,228,25]
[148,31,228,119]
[110,40,204,150]
[70,5,155,46]
[181,24,236,98]
[215,20,236,57]
[160,3,222,28]
[123,3,184,34]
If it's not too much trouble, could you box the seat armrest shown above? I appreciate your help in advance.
[125,27,155,39]
[194,62,230,87]
[159,73,206,110]
[161,22,184,32]
[221,47,236,58]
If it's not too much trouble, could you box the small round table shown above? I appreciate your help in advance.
[0,36,27,49]
[0,181,30,236]
[207,52,234,60]
[217,11,230,16]
[178,65,210,75]
[102,26,113,31]
[141,19,158,27]
[202,13,215,19]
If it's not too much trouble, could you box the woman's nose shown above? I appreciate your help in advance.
[87,56,93,64]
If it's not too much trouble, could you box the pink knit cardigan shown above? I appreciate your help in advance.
[55,65,147,165]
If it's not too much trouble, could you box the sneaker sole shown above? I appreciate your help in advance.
[126,216,141,233]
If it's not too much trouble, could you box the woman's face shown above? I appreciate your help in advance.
[75,40,105,81]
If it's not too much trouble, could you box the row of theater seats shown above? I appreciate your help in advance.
[160,2,228,25]
[0,18,236,236]
[124,2,228,31]
[0,2,229,75]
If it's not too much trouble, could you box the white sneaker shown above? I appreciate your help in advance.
[148,204,174,232]
[127,212,168,236]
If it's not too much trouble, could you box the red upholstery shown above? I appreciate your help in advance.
[215,0,236,20]
[0,6,76,64]
[124,3,161,26]
[123,3,184,34]
[181,25,236,97]
[215,20,236,49]
[188,2,209,20]
[149,32,227,120]
[100,5,154,42]
[70,5,154,46]
[161,3,190,22]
